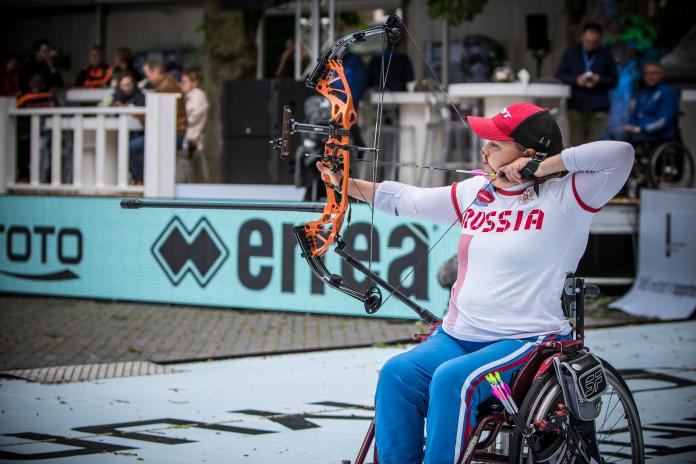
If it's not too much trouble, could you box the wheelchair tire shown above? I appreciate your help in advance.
[648,141,695,188]
[508,359,645,463]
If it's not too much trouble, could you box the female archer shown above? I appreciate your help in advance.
[317,102,634,464]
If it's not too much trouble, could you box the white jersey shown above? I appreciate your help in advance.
[374,141,634,341]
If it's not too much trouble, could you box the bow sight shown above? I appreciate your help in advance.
[269,106,351,161]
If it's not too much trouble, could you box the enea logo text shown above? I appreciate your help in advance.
[0,224,82,281]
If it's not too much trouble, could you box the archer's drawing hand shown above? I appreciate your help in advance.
[498,157,532,184]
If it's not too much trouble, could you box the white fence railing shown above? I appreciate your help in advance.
[0,93,177,197]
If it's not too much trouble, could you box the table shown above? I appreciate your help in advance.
[447,82,570,116]
[367,92,443,185]
[65,88,113,104]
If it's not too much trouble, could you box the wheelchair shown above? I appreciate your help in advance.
[348,276,645,464]
[628,132,695,197]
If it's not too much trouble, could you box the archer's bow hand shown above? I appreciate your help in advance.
[316,161,342,188]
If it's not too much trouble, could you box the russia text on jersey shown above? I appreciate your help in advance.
[460,208,544,232]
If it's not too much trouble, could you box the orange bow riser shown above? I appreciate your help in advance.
[304,60,357,257]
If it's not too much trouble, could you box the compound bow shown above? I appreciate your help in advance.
[270,14,443,324]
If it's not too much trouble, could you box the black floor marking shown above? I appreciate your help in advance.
[617,369,696,393]
[309,401,375,411]
[0,432,136,460]
[232,409,373,431]
[74,418,273,442]
[233,410,321,430]
[644,443,696,457]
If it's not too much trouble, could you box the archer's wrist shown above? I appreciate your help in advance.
[535,154,563,177]
[535,160,550,177]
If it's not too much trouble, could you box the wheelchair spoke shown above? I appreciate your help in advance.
[601,446,633,462]
[597,394,623,440]
[599,426,632,461]
[599,407,627,446]
[599,386,617,434]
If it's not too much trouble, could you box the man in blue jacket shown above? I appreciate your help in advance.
[556,23,617,146]
[622,61,679,144]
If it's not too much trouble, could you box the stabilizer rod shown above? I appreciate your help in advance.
[334,238,441,325]
[120,199,325,213]
[293,225,441,325]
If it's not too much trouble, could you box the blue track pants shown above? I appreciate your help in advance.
[375,326,566,464]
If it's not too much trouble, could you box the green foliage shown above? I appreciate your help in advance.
[427,0,488,26]
[605,14,657,51]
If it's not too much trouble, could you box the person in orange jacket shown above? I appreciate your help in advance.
[15,72,57,183]
[75,45,112,88]
[16,72,54,108]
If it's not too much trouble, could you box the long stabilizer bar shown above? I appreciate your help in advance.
[120,199,325,213]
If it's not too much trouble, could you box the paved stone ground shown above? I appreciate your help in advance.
[0,295,424,371]
[0,294,645,371]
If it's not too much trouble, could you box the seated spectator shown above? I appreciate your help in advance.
[1,50,20,96]
[75,45,112,88]
[179,69,209,181]
[111,72,145,107]
[128,58,186,184]
[16,73,54,108]
[20,38,63,93]
[110,47,139,87]
[621,61,679,144]
[15,73,56,184]
[164,57,183,83]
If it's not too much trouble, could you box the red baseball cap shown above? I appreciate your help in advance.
[466,102,564,154]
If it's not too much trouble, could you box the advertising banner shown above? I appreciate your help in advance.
[610,189,696,319]
[0,196,459,319]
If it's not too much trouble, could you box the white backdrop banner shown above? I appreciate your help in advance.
[610,189,696,319]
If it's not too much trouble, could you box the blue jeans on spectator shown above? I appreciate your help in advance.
[129,133,184,183]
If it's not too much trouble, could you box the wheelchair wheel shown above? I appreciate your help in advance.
[648,141,695,188]
[508,360,644,463]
